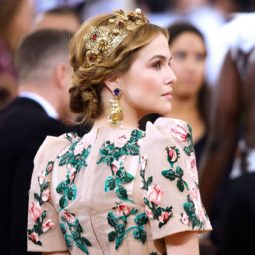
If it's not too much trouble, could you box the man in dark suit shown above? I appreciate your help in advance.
[0,29,75,255]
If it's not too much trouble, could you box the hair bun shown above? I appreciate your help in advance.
[69,85,101,121]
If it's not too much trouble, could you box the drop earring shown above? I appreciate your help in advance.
[108,88,123,127]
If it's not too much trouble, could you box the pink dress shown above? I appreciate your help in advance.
[27,118,212,254]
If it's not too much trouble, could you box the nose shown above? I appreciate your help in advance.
[164,67,177,85]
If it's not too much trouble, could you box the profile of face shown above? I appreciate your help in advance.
[116,33,177,118]
[170,32,206,99]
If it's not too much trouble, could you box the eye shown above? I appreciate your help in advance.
[174,51,186,60]
[152,61,161,70]
[195,53,206,62]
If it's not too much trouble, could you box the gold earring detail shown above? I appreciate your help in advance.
[108,88,123,127]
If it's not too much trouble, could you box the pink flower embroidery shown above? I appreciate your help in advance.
[168,147,178,162]
[147,184,163,206]
[74,140,86,155]
[116,203,131,216]
[29,202,43,222]
[116,135,128,147]
[63,210,75,223]
[171,124,189,142]
[41,189,50,202]
[46,162,54,173]
[145,206,153,219]
[189,183,199,201]
[111,160,120,174]
[27,231,39,243]
[181,213,190,225]
[159,211,172,223]
[140,155,147,170]
[186,154,198,181]
[189,183,199,203]
[38,170,46,185]
[42,219,54,233]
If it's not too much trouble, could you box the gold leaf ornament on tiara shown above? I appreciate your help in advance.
[83,8,149,67]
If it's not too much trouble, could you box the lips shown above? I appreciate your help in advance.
[161,91,173,99]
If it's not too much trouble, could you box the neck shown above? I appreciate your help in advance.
[167,96,202,125]
[18,83,60,115]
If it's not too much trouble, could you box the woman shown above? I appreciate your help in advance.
[0,0,34,109]
[140,22,210,166]
[166,22,210,166]
[27,9,211,255]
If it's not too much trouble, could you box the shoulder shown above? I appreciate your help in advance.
[141,117,195,174]
[144,117,192,144]
[34,132,80,164]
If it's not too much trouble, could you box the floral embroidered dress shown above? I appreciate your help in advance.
[27,118,212,255]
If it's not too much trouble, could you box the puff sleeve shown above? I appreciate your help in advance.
[27,135,71,252]
[140,118,212,240]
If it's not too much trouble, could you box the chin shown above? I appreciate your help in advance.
[156,106,172,116]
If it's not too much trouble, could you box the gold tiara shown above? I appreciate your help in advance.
[83,9,149,67]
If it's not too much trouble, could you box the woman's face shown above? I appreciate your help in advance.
[170,32,206,99]
[118,33,177,118]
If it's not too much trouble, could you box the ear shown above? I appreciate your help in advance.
[54,63,67,88]
[104,76,121,94]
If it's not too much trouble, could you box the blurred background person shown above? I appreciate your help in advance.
[35,0,84,14]
[0,29,74,255]
[199,13,255,255]
[0,0,35,110]
[81,0,135,20]
[135,0,255,87]
[33,6,81,33]
[165,22,210,166]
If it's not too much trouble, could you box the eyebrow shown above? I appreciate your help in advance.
[149,55,172,62]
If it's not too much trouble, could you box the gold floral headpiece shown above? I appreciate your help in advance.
[83,8,149,67]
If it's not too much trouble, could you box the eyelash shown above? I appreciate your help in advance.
[153,61,161,70]
[152,61,172,70]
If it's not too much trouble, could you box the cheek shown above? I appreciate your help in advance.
[135,77,160,102]
[197,64,205,80]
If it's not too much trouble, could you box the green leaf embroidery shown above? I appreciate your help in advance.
[27,161,55,246]
[60,210,92,254]
[140,156,153,190]
[161,169,175,181]
[134,212,148,226]
[56,143,91,209]
[98,130,144,202]
[108,231,116,241]
[107,203,148,250]
[115,186,129,201]
[104,176,116,192]
[161,166,188,192]
[132,227,147,243]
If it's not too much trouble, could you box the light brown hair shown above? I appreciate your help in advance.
[69,13,168,123]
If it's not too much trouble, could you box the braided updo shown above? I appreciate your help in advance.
[69,12,168,123]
